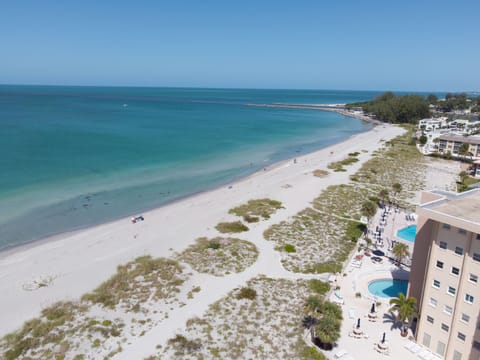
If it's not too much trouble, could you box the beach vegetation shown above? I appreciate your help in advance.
[313,169,329,177]
[177,237,258,276]
[284,243,296,253]
[327,154,359,172]
[215,221,249,233]
[347,92,430,124]
[389,293,417,336]
[308,279,330,296]
[236,287,257,300]
[392,242,410,266]
[361,200,377,224]
[158,277,318,359]
[229,198,283,221]
[82,256,185,309]
[167,334,202,355]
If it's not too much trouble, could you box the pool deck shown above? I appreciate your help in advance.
[320,208,441,360]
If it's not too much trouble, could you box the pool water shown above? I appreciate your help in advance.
[397,225,417,243]
[368,279,408,298]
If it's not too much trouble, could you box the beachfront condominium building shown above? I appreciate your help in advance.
[408,189,480,360]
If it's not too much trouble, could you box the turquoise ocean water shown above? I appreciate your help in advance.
[0,86,381,249]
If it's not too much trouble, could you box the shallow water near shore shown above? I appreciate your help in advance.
[0,86,379,249]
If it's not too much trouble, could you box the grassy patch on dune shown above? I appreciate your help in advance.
[177,237,258,276]
[265,127,424,273]
[327,153,360,172]
[229,198,283,222]
[155,276,329,360]
[264,208,361,273]
[82,256,185,309]
[215,221,249,233]
[1,255,193,360]
[312,169,329,178]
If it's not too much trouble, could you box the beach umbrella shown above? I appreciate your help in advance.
[381,332,386,343]
[356,318,361,329]
[370,303,376,313]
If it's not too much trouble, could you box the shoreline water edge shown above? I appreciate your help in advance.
[0,104,373,254]
[0,106,402,339]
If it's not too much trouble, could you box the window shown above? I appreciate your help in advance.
[433,279,440,288]
[477,233,480,240]
[451,267,460,275]
[436,260,444,269]
[448,286,456,295]
[436,341,446,356]
[444,305,453,315]
[427,315,434,324]
[441,323,449,332]
[453,350,462,360]
[439,241,447,249]
[469,274,478,283]
[461,313,470,323]
[429,297,438,307]
[457,332,466,341]
[442,224,451,230]
[458,228,467,235]
[475,340,480,351]
[455,246,464,255]
[474,253,480,262]
[465,294,474,303]
[423,333,431,347]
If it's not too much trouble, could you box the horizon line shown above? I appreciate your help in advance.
[0,82,473,95]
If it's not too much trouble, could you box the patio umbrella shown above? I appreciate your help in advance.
[370,303,376,313]
[356,318,361,329]
[381,332,386,343]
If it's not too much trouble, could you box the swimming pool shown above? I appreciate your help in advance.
[368,279,408,298]
[397,225,417,243]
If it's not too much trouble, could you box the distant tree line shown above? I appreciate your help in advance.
[428,92,480,113]
[346,92,430,124]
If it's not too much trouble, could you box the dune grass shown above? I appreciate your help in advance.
[215,221,249,233]
[82,256,185,310]
[229,198,283,222]
[177,237,259,276]
[156,276,329,360]
[312,169,329,178]
[265,127,425,273]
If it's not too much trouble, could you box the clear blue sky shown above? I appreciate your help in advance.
[1,0,479,91]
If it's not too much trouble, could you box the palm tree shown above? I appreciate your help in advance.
[378,189,389,207]
[389,293,417,336]
[314,315,341,350]
[304,295,322,315]
[392,242,410,266]
[318,301,343,321]
[361,200,377,226]
[392,183,402,205]
[302,315,318,341]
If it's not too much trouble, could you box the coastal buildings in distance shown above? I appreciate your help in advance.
[408,189,480,360]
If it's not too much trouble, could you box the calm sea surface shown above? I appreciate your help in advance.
[0,86,381,249]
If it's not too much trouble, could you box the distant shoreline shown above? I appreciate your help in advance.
[246,102,384,125]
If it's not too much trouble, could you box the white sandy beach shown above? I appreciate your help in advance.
[0,124,407,358]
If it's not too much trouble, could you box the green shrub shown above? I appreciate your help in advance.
[284,244,296,253]
[308,279,330,295]
[243,215,260,223]
[236,287,257,300]
[215,221,249,233]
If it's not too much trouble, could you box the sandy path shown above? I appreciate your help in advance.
[0,124,404,354]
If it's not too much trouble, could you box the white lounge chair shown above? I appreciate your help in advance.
[348,308,356,319]
[334,349,348,358]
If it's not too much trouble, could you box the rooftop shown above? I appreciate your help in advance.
[439,135,480,145]
[419,189,480,231]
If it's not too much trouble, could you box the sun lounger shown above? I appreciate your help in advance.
[348,308,356,319]
[333,349,348,358]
